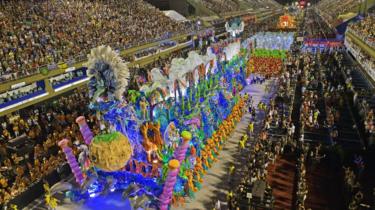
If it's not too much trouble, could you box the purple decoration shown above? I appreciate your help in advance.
[173,131,192,162]
[159,160,180,210]
[183,117,201,128]
[174,139,190,162]
[59,139,85,185]
[76,116,93,145]
[159,132,192,209]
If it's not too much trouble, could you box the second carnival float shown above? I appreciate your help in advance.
[48,37,252,210]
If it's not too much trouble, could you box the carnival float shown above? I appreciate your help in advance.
[54,38,249,209]
[246,32,294,77]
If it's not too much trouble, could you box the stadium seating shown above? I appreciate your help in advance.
[0,0,192,82]
[347,13,375,47]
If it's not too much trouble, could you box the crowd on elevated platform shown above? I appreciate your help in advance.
[200,0,280,14]
[316,0,360,26]
[0,0,192,82]
[0,89,94,203]
[0,33,218,112]
[200,0,239,14]
[304,9,336,39]
[347,13,375,48]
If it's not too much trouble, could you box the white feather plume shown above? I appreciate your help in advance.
[86,45,130,100]
[140,49,218,98]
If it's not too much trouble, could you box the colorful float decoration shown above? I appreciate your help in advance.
[248,49,287,77]
[278,14,296,29]
[56,39,249,209]
[225,17,245,37]
[246,32,294,77]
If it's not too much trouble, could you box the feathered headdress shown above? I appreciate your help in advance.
[86,45,129,101]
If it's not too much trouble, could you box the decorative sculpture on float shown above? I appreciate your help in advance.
[140,122,163,162]
[58,139,85,185]
[57,46,142,204]
[87,45,129,102]
[277,13,296,29]
[225,17,245,37]
[159,159,180,210]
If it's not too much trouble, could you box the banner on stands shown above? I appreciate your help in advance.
[304,39,343,48]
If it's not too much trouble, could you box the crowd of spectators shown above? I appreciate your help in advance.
[295,145,308,210]
[332,51,375,145]
[298,53,323,132]
[0,88,97,204]
[218,60,296,210]
[0,83,44,107]
[347,13,375,48]
[345,30,375,81]
[200,0,239,14]
[322,51,359,144]
[320,51,375,209]
[304,9,336,39]
[0,0,192,82]
[343,164,369,210]
[316,0,359,26]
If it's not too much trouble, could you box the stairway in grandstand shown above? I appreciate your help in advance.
[267,154,296,210]
[304,157,345,210]
[343,52,375,148]
[335,101,362,148]
[325,55,363,149]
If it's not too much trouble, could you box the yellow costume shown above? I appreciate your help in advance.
[43,183,58,209]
